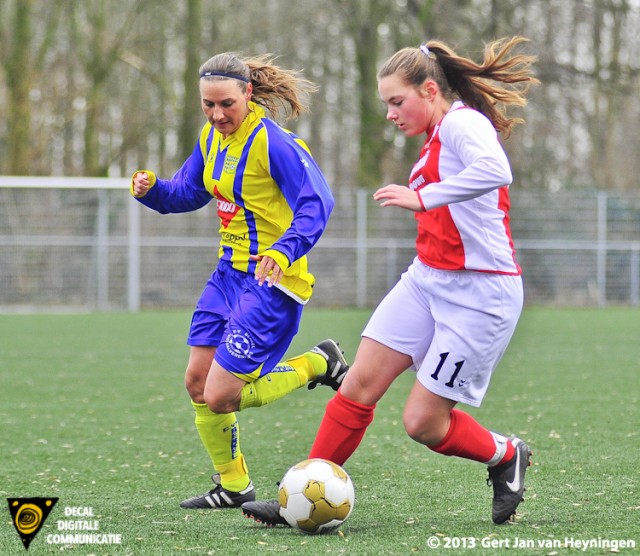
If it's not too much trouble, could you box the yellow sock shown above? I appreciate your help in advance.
[295,351,327,378]
[239,352,327,410]
[191,402,250,492]
[215,457,250,492]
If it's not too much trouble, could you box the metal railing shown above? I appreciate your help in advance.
[1,177,639,310]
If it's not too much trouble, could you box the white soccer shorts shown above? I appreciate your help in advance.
[362,257,523,407]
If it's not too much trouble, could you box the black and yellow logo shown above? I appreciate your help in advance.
[7,497,58,550]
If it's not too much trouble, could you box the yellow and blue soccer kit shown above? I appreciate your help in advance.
[134,102,334,375]
[132,103,334,493]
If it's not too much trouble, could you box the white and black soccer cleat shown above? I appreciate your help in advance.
[307,339,349,391]
[180,479,255,509]
[241,499,289,527]
[487,437,532,524]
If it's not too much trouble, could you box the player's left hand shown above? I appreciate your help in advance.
[250,255,284,287]
[373,184,423,211]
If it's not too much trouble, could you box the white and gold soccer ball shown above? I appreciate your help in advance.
[278,458,355,534]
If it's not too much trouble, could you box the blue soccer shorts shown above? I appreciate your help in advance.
[187,261,304,380]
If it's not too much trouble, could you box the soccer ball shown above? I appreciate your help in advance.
[278,458,355,534]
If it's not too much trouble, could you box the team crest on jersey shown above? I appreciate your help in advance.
[213,186,240,229]
[225,329,255,359]
[223,155,240,173]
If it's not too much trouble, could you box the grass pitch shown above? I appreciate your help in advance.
[0,307,638,555]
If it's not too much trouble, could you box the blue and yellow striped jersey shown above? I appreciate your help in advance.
[133,102,334,302]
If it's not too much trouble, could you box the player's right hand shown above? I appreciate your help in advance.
[373,184,423,212]
[132,171,151,197]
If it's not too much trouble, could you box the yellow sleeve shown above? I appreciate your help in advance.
[260,249,291,272]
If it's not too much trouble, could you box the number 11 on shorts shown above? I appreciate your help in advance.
[430,352,465,388]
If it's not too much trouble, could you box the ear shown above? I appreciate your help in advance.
[422,79,438,100]
[245,82,253,100]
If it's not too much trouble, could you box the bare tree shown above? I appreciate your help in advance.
[178,0,206,162]
[589,0,637,189]
[325,0,395,189]
[1,0,640,192]
[2,0,32,175]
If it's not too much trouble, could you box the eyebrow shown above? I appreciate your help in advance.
[202,96,236,103]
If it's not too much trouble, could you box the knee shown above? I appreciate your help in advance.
[185,366,205,403]
[185,350,215,403]
[203,390,237,414]
[403,408,448,446]
[403,411,430,444]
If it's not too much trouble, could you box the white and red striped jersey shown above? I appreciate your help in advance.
[410,100,521,275]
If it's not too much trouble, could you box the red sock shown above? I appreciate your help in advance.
[429,409,514,465]
[308,390,375,466]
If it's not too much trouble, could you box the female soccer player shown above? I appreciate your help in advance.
[242,36,539,525]
[131,52,349,509]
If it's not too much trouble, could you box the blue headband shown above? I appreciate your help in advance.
[199,70,250,83]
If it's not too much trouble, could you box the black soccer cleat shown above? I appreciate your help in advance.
[307,339,349,391]
[180,480,256,509]
[487,437,532,524]
[241,499,289,527]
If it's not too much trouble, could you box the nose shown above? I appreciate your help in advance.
[211,105,225,121]
[386,107,397,122]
